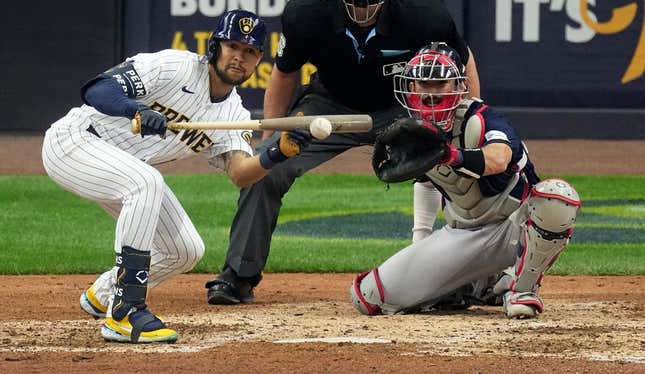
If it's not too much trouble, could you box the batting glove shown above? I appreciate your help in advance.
[135,104,167,138]
[259,129,312,169]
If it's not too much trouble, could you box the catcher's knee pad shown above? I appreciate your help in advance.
[111,246,151,321]
[512,178,581,293]
[349,269,386,315]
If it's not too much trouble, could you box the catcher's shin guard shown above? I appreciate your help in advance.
[102,246,177,343]
[503,179,580,318]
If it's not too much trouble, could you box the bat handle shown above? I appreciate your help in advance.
[130,113,142,134]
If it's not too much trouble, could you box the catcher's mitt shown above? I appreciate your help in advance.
[372,118,448,183]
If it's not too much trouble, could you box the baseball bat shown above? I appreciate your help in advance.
[130,114,372,134]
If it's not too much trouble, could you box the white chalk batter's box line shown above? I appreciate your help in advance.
[1,341,644,364]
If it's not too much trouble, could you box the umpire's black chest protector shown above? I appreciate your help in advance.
[276,0,469,112]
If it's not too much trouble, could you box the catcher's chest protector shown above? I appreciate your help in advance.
[425,108,521,229]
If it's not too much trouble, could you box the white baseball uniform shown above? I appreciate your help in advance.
[42,49,254,307]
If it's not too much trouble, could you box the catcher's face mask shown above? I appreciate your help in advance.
[343,0,384,25]
[394,43,468,132]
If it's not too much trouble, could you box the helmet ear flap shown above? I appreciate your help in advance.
[208,38,222,65]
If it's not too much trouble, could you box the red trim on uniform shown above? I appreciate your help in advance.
[535,274,544,288]
[532,178,582,206]
[531,189,581,206]
[508,293,544,313]
[352,270,382,316]
[372,267,385,303]
[445,143,460,166]
[475,105,488,146]
[434,52,457,70]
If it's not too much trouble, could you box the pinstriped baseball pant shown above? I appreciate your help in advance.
[42,122,204,307]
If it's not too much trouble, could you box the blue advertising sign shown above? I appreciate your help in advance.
[467,0,645,108]
[124,1,644,110]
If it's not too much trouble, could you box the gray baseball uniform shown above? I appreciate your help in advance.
[351,99,580,317]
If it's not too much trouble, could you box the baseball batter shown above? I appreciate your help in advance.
[352,43,581,318]
[41,10,312,343]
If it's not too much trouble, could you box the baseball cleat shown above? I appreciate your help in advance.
[80,285,107,319]
[205,278,255,305]
[503,291,543,319]
[207,282,241,304]
[101,309,178,343]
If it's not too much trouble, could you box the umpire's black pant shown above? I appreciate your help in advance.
[224,91,407,279]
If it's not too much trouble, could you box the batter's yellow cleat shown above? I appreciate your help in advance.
[80,285,108,319]
[101,309,178,343]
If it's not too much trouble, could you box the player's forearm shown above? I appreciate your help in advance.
[448,143,510,178]
[482,143,512,175]
[225,151,269,187]
[465,47,481,99]
[262,66,299,140]
[227,128,312,186]
[82,77,141,118]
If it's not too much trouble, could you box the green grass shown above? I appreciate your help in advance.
[0,174,643,275]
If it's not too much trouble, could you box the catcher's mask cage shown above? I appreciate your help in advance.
[394,42,468,132]
[207,9,267,63]
[343,0,384,24]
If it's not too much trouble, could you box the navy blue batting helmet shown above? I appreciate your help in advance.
[208,10,267,60]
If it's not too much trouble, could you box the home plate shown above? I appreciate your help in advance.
[274,337,392,344]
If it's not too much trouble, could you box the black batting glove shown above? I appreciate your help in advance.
[135,104,167,138]
[259,129,312,169]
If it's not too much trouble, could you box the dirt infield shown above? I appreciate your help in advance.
[2,134,645,175]
[0,274,644,373]
[1,135,644,372]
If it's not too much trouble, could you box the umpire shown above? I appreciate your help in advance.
[205,0,481,304]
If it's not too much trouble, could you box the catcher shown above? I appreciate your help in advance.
[350,42,581,318]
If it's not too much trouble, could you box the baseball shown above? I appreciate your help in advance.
[309,117,333,140]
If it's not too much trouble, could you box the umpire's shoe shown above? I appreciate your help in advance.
[80,285,107,319]
[102,309,178,343]
[205,267,260,305]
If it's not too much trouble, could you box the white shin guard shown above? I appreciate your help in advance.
[505,178,581,317]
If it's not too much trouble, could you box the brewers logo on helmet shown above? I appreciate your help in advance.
[208,9,267,61]
[239,17,255,34]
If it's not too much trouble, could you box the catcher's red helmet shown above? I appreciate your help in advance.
[394,42,468,132]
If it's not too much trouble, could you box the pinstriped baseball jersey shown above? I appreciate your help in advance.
[42,49,258,311]
[57,49,254,166]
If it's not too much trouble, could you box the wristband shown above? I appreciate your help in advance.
[454,148,485,179]
[259,146,288,169]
